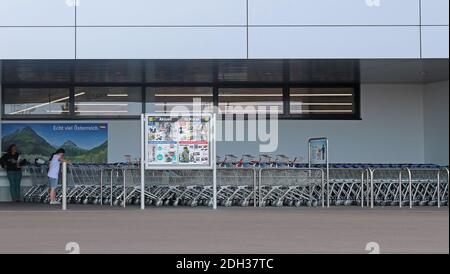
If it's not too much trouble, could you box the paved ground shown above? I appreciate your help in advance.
[0,203,448,254]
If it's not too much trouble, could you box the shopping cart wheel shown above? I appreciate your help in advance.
[344,200,353,206]
[311,201,318,207]
[275,200,283,207]
[113,200,120,207]
[190,201,197,207]
[172,200,179,207]
[155,200,163,207]
[224,200,232,207]
[240,201,249,207]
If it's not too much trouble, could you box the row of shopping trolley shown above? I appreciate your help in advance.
[21,163,449,208]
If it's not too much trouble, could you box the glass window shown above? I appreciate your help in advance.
[218,88,284,115]
[2,88,70,116]
[74,87,142,116]
[289,87,355,115]
[146,87,213,114]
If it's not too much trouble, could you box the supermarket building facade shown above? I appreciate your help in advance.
[0,0,448,173]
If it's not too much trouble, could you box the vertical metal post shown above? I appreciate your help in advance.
[100,169,103,205]
[361,170,364,208]
[62,162,67,211]
[140,114,145,210]
[253,169,257,207]
[406,168,412,209]
[212,113,217,210]
[123,169,126,208]
[259,169,263,207]
[399,171,402,208]
[326,139,330,208]
[444,168,449,208]
[308,141,311,178]
[437,171,440,208]
[110,169,114,206]
[321,170,325,208]
[366,169,370,207]
[370,169,374,209]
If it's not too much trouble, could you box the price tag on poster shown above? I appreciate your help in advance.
[144,114,214,170]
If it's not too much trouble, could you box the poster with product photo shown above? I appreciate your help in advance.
[145,115,212,169]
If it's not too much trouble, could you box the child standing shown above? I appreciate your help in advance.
[47,148,67,205]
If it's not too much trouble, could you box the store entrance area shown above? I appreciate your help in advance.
[0,59,448,209]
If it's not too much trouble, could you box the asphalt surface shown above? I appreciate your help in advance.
[0,203,448,254]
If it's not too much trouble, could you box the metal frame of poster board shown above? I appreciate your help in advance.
[308,137,330,207]
[140,113,217,210]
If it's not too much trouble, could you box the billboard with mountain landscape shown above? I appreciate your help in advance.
[1,123,108,164]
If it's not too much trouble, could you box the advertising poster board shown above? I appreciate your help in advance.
[308,137,329,207]
[309,138,328,165]
[144,114,213,170]
[1,122,108,164]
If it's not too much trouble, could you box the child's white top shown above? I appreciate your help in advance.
[47,154,61,179]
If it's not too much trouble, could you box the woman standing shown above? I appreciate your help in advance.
[0,144,23,202]
[47,148,67,205]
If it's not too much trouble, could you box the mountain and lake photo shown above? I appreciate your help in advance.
[1,123,108,163]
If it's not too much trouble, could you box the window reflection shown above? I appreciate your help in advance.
[290,88,354,115]
[3,88,70,116]
[146,87,213,114]
[218,88,284,115]
[74,87,142,116]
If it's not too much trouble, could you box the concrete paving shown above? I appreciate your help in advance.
[0,203,448,254]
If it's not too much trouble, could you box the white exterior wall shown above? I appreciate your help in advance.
[0,0,448,59]
[424,81,449,165]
